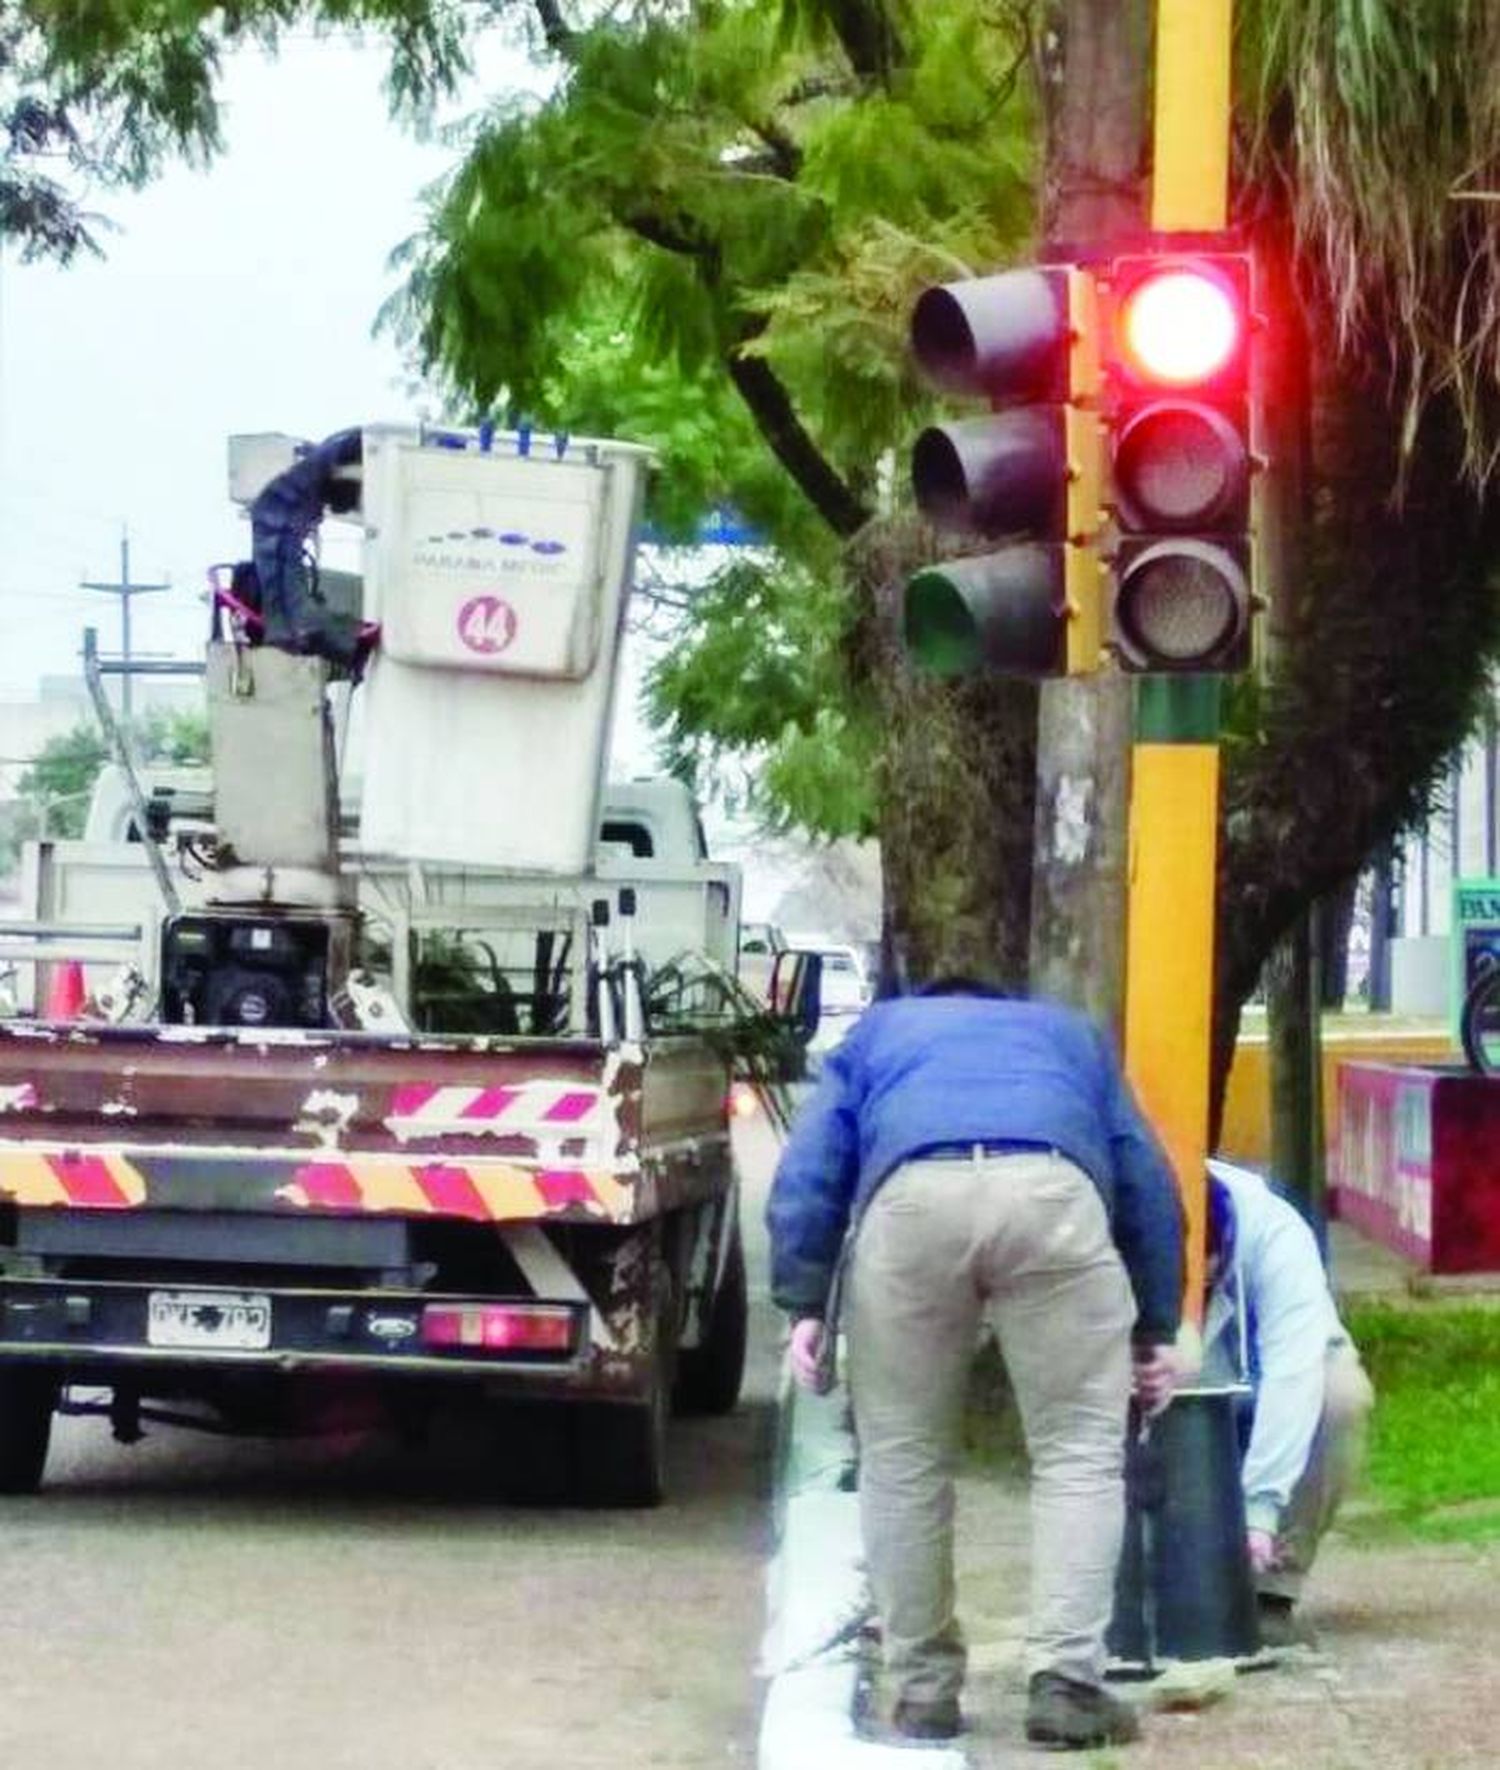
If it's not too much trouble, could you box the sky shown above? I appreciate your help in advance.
[0,31,538,696]
[0,30,833,923]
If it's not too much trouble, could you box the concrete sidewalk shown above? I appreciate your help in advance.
[952,1465,1499,1768]
[952,1220,1498,1765]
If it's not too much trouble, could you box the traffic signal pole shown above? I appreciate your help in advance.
[1123,0,1234,1313]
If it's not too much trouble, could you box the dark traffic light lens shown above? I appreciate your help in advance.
[1113,402,1248,531]
[1115,541,1249,668]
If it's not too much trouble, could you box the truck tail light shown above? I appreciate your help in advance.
[420,1303,576,1354]
[728,1081,760,1119]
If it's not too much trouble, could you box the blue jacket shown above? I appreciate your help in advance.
[766,994,1184,1343]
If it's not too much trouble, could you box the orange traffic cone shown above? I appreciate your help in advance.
[46,961,87,1021]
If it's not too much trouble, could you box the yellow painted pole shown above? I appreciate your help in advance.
[1124,741,1219,1309]
[1151,0,1232,232]
[1124,0,1233,1316]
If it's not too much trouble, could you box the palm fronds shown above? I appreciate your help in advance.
[1240,1,1500,482]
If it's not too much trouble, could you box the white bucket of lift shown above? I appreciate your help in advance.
[355,428,650,873]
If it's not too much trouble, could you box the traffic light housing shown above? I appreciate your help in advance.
[904,266,1104,678]
[1102,252,1256,673]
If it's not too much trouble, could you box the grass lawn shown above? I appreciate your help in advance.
[1343,1302,1500,1544]
[964,1307,1500,1547]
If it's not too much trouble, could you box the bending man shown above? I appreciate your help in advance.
[766,979,1183,1752]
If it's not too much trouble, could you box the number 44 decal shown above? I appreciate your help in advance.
[457,595,518,655]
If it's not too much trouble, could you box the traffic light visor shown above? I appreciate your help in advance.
[910,269,1067,400]
[912,409,1067,537]
[1118,269,1240,387]
[905,547,1066,677]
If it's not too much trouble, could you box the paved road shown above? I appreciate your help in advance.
[0,1116,787,1770]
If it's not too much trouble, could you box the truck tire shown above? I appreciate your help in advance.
[569,1384,669,1509]
[674,1227,748,1417]
[0,1368,57,1494]
[570,1272,674,1508]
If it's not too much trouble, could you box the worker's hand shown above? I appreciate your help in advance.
[1131,1342,1180,1415]
[1246,1528,1279,1574]
[787,1317,829,1393]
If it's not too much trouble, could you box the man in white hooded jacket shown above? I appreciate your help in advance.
[1200,1159,1375,1643]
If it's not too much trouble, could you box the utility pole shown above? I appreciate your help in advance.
[81,530,170,725]
[1027,1,1151,1035]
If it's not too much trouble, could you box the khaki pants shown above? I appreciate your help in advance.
[845,1150,1137,1706]
[1257,1337,1375,1603]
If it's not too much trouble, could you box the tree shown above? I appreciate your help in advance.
[392,0,1047,983]
[12,710,210,845]
[14,723,106,839]
[0,0,468,261]
[24,1,1500,1118]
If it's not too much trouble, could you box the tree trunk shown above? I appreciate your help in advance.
[1265,911,1324,1221]
[1029,0,1150,1029]
[853,520,1038,991]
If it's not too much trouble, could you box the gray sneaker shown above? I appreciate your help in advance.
[1025,1672,1141,1750]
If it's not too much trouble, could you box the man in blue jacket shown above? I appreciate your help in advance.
[767,980,1183,1751]
[1201,1160,1374,1645]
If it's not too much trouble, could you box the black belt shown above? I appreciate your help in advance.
[912,1140,1048,1161]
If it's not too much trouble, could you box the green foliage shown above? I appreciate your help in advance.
[136,706,210,765]
[388,0,1035,838]
[394,1,1034,491]
[14,723,107,837]
[1341,1303,1500,1541]
[2,0,471,260]
[643,554,877,836]
[11,709,210,843]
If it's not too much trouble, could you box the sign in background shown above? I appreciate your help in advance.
[1452,878,1500,1044]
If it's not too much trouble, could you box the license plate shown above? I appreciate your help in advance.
[147,1290,272,1351]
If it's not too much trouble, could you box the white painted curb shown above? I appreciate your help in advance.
[757,1361,969,1770]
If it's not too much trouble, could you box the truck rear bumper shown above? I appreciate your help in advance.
[0,1277,651,1395]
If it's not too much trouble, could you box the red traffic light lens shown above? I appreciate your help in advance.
[1119,271,1241,387]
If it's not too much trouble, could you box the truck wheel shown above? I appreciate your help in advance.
[570,1280,674,1508]
[569,1383,669,1509]
[0,1368,58,1495]
[674,1227,748,1417]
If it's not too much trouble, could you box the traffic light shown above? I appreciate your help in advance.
[1103,252,1256,673]
[904,266,1105,678]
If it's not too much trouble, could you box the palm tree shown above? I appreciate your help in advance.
[1213,3,1500,1108]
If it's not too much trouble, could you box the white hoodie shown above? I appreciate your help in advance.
[1202,1159,1349,1534]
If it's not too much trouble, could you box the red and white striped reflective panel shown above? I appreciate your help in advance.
[387,1081,606,1134]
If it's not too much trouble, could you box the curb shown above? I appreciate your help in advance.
[757,1362,970,1769]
